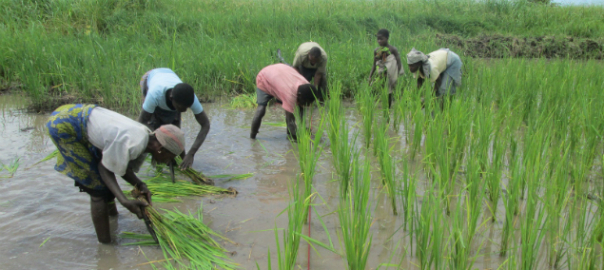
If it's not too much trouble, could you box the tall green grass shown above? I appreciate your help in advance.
[3,0,604,110]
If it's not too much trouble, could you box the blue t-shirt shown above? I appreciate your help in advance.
[142,68,204,114]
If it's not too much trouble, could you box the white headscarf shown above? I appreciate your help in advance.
[153,124,185,156]
[406,48,431,79]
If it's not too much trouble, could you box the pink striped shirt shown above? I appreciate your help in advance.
[256,64,309,113]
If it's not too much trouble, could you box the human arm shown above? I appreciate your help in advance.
[313,72,323,88]
[250,105,267,139]
[179,111,211,170]
[137,110,153,129]
[391,46,403,74]
[368,50,378,82]
[98,162,148,218]
[292,51,303,72]
[417,77,425,89]
[122,167,152,205]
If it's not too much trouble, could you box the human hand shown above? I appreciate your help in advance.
[179,154,194,170]
[121,200,148,219]
[136,182,152,206]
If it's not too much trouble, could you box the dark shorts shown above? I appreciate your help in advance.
[76,182,116,202]
[299,66,317,82]
[256,88,282,106]
[299,66,327,99]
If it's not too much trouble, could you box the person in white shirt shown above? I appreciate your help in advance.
[407,48,463,99]
[47,104,185,243]
[291,42,328,93]
[138,68,210,170]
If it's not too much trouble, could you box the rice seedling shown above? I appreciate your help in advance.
[266,175,313,270]
[357,83,376,149]
[543,141,572,268]
[174,156,214,185]
[409,101,425,160]
[120,232,159,246]
[414,185,447,270]
[327,83,356,197]
[1,157,20,178]
[338,154,374,270]
[399,152,416,232]
[25,150,59,170]
[130,188,237,269]
[39,237,51,247]
[230,93,256,109]
[374,119,397,215]
[294,105,325,221]
[207,173,254,181]
[129,175,236,202]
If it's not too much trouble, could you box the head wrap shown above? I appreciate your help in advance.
[406,48,431,79]
[153,124,185,156]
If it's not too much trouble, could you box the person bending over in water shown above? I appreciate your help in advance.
[291,42,328,94]
[137,68,210,170]
[47,104,185,243]
[406,48,463,107]
[368,28,404,108]
[250,64,322,141]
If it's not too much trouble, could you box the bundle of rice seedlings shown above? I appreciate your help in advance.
[131,189,238,269]
[174,157,214,185]
[230,93,256,109]
[138,175,237,201]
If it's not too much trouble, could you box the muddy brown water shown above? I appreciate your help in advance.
[0,94,544,270]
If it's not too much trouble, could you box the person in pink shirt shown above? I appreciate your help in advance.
[250,64,321,140]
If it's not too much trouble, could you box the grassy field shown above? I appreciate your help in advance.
[1,0,603,110]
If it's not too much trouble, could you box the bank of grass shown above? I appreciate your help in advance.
[1,0,604,110]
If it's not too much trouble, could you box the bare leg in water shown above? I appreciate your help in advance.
[250,105,267,139]
[90,196,111,243]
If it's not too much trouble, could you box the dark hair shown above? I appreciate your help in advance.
[309,47,322,58]
[297,84,319,106]
[377,29,390,39]
[172,83,196,107]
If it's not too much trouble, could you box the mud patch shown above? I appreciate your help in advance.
[437,34,603,59]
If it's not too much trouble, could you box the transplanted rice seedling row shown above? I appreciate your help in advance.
[260,58,604,269]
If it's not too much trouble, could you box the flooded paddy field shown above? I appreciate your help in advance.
[0,90,602,270]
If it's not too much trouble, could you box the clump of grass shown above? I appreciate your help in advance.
[295,105,325,221]
[357,83,376,149]
[374,120,397,215]
[326,81,356,196]
[415,185,447,270]
[230,93,256,109]
[266,175,313,270]
[339,154,373,270]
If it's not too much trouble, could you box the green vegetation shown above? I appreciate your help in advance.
[4,0,604,269]
[260,56,604,269]
[2,0,603,110]
[146,205,237,269]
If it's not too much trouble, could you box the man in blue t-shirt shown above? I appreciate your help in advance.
[137,68,210,170]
